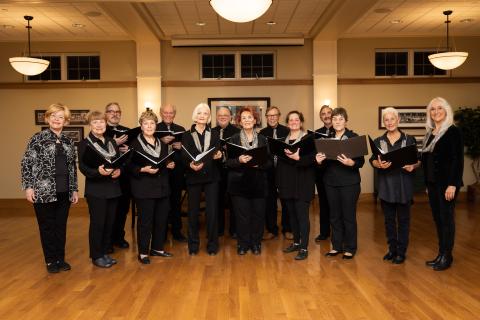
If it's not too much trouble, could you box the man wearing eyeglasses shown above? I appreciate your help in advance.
[259,106,292,240]
[105,102,131,251]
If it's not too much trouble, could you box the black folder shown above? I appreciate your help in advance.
[314,135,368,160]
[131,150,175,169]
[225,143,269,167]
[307,129,330,139]
[368,136,418,169]
[181,146,217,164]
[155,130,185,143]
[267,134,316,159]
[105,126,141,145]
[82,145,131,169]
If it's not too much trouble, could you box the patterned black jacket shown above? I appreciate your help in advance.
[21,129,78,203]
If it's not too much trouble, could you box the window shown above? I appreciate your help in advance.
[67,55,100,80]
[413,51,447,76]
[27,56,62,81]
[201,54,235,79]
[240,53,274,78]
[375,51,408,76]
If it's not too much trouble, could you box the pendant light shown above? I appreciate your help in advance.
[210,0,272,23]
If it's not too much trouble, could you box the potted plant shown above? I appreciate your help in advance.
[454,106,480,202]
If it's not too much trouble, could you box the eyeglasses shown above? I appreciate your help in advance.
[266,114,279,118]
[106,110,121,115]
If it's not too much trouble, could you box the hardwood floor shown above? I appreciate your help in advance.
[0,195,478,320]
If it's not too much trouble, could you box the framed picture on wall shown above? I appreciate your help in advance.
[42,126,84,145]
[412,134,425,151]
[208,97,270,129]
[35,109,89,125]
[378,106,427,129]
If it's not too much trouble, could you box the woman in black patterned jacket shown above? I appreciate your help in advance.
[21,103,79,274]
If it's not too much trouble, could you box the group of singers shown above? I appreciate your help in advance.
[21,96,463,273]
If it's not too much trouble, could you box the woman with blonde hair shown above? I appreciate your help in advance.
[21,103,79,273]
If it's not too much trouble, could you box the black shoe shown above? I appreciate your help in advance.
[46,262,60,273]
[93,257,112,268]
[150,250,173,257]
[383,252,396,261]
[325,250,341,257]
[173,234,188,243]
[425,255,442,267]
[392,255,406,264]
[283,243,300,253]
[251,245,261,255]
[342,253,354,260]
[103,255,117,265]
[106,247,114,254]
[189,249,199,256]
[433,255,453,271]
[237,247,248,255]
[314,234,329,242]
[114,239,129,249]
[295,249,308,260]
[137,255,150,264]
[56,260,71,271]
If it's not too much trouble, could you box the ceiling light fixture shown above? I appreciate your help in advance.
[195,21,206,26]
[266,21,276,25]
[9,16,49,76]
[460,18,474,23]
[72,23,86,28]
[389,19,402,24]
[428,10,468,70]
[210,0,272,23]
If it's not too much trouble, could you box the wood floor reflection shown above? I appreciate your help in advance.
[0,194,479,320]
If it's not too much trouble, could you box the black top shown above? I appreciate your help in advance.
[181,125,221,185]
[157,122,187,177]
[213,123,240,140]
[107,123,131,195]
[315,126,334,179]
[421,125,464,189]
[226,133,271,198]
[55,142,69,193]
[369,131,417,204]
[78,133,122,199]
[259,124,290,139]
[128,135,170,199]
[322,129,365,187]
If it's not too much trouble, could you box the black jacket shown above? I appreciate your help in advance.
[157,121,186,181]
[213,123,240,140]
[78,133,122,199]
[275,134,317,202]
[226,133,271,198]
[259,124,290,139]
[421,125,464,189]
[315,126,334,179]
[128,136,171,199]
[181,125,221,185]
[322,129,365,187]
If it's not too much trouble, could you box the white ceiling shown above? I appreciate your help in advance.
[0,0,479,42]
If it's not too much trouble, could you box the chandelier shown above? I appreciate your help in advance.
[210,0,272,23]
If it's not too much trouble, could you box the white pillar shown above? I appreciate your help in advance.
[136,40,161,118]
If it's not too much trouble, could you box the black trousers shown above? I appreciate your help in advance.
[167,168,184,237]
[427,183,457,255]
[136,197,170,255]
[265,174,291,235]
[325,184,360,254]
[187,182,219,252]
[33,192,71,264]
[111,193,131,244]
[218,167,235,235]
[380,200,411,255]
[284,199,310,250]
[231,196,265,248]
[86,196,118,260]
[315,175,331,237]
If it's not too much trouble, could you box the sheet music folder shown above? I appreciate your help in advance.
[181,146,217,164]
[225,143,268,167]
[368,136,418,169]
[82,145,131,169]
[267,134,315,159]
[105,126,141,144]
[314,135,368,160]
[131,150,175,169]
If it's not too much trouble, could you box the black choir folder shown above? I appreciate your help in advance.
[155,130,185,143]
[82,145,131,169]
[131,150,175,169]
[225,143,269,167]
[105,126,142,144]
[267,134,316,158]
[314,135,368,160]
[181,146,217,164]
[368,136,418,169]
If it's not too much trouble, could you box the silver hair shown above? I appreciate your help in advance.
[426,97,453,130]
[191,103,211,123]
[381,107,399,120]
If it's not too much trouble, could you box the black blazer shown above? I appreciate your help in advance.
[213,123,240,140]
[128,136,171,199]
[181,126,221,185]
[275,134,317,202]
[156,121,186,179]
[421,125,464,189]
[259,124,290,139]
[226,133,271,198]
[315,126,334,179]
[322,129,365,187]
[78,133,122,199]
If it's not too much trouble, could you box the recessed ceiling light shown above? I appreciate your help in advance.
[2,24,14,29]
[84,11,102,17]
[195,21,206,26]
[460,18,474,23]
[374,8,392,14]
[390,19,403,24]
[72,23,86,28]
[266,21,276,25]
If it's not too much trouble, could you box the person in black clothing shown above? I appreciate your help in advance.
[157,104,188,243]
[259,106,292,240]
[226,106,271,255]
[213,106,240,237]
[79,111,122,268]
[277,111,317,260]
[317,107,365,260]
[421,97,464,271]
[21,103,79,273]
[181,103,223,255]
[314,105,333,242]
[105,102,131,251]
[129,110,175,264]
[370,107,420,264]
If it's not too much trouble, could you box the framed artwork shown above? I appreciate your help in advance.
[378,106,427,129]
[208,97,270,129]
[35,109,89,125]
[412,134,425,151]
[42,126,84,145]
